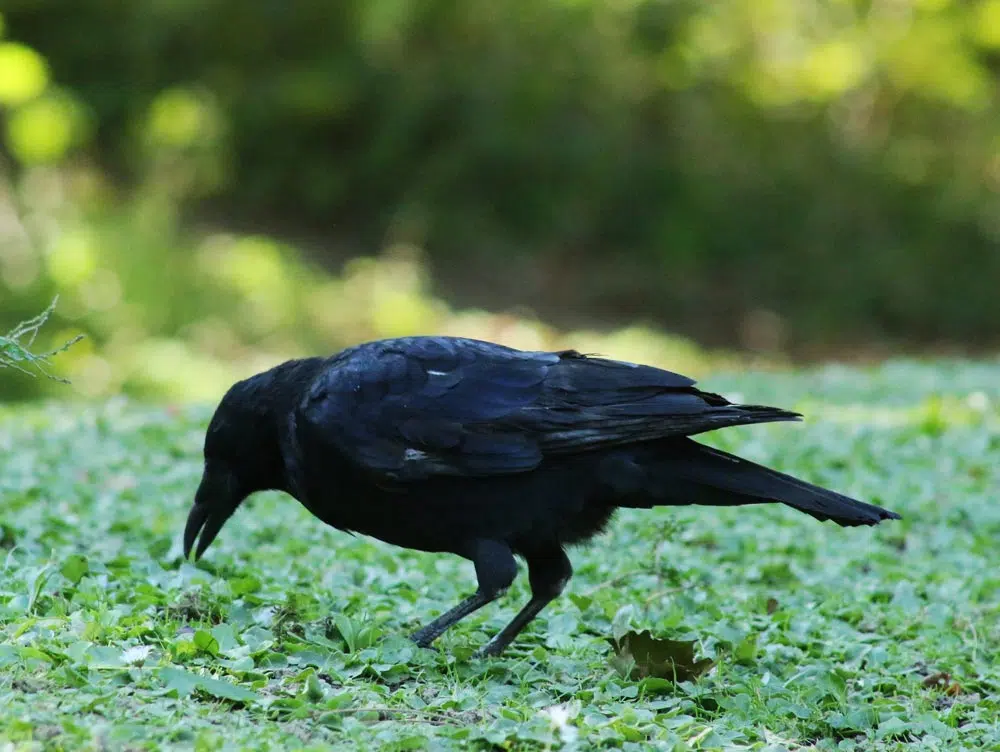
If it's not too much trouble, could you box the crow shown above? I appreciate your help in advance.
[183,336,900,657]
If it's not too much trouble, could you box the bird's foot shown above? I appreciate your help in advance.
[408,631,440,652]
[473,641,506,660]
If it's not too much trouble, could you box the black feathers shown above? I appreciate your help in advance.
[183,336,901,657]
[299,338,803,481]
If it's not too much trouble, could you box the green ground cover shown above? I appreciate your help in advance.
[1,360,998,750]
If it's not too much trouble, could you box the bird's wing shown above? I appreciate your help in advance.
[514,352,799,453]
[297,337,796,481]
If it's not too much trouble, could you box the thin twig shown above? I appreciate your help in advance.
[583,568,659,596]
[317,706,467,724]
[642,585,692,606]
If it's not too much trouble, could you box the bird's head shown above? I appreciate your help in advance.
[183,371,291,561]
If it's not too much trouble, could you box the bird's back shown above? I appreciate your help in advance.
[295,336,798,480]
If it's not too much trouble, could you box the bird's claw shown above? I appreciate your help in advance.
[473,643,504,660]
[408,634,440,652]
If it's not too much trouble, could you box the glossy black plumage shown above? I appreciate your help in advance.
[183,336,900,656]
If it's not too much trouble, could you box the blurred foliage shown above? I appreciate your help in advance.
[1,1,1000,398]
[0,154,718,401]
[0,192,719,400]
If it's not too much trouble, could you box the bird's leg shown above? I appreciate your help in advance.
[409,592,492,648]
[409,539,517,649]
[477,546,572,658]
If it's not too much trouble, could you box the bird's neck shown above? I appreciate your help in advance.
[233,357,327,499]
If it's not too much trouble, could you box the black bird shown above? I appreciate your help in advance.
[183,336,900,657]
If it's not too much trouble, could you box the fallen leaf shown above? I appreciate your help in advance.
[922,671,950,688]
[606,630,714,683]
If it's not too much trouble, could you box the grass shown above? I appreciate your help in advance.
[1,359,998,750]
[0,298,82,382]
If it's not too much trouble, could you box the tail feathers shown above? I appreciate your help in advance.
[628,439,901,527]
[683,404,802,437]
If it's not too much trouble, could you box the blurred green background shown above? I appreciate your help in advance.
[1,0,998,400]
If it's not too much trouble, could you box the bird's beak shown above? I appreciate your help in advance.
[183,470,241,561]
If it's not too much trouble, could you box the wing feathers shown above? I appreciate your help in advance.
[300,337,798,481]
